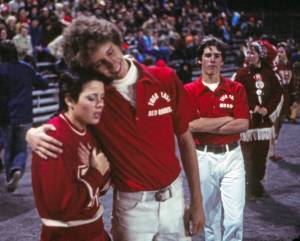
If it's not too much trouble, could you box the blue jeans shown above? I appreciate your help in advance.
[2,123,31,181]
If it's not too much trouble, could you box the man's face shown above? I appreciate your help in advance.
[247,47,260,66]
[200,46,223,77]
[88,41,128,81]
[20,27,28,37]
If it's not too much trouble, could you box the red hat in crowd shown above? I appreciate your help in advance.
[60,15,72,26]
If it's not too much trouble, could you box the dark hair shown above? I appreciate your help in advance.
[59,69,103,111]
[277,41,291,60]
[0,40,18,62]
[63,16,123,70]
[196,35,227,61]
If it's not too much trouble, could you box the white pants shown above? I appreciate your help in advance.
[111,176,191,241]
[197,145,245,241]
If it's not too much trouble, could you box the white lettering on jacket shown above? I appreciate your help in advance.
[148,106,172,117]
[148,92,171,106]
[220,94,235,102]
[219,94,234,109]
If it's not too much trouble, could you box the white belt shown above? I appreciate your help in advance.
[41,205,103,227]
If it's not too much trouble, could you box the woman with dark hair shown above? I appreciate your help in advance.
[233,40,283,198]
[269,42,293,161]
[31,70,111,241]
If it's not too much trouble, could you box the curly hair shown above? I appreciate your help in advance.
[63,16,123,70]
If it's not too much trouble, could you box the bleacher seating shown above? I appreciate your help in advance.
[33,62,59,125]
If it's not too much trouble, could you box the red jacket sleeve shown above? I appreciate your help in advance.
[233,83,250,119]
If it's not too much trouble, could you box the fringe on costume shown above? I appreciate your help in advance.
[269,94,284,123]
[240,126,275,142]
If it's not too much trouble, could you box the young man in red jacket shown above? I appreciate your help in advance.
[185,36,249,241]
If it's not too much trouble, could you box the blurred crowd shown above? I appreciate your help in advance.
[0,0,276,66]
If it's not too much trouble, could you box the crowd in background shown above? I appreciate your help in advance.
[0,0,284,65]
[1,0,300,190]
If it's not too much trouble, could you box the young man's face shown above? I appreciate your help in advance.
[200,46,223,77]
[88,41,128,81]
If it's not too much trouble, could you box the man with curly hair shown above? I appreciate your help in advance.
[26,16,205,241]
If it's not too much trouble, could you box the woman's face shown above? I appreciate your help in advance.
[66,80,105,129]
[18,9,27,20]
[277,46,287,63]
[247,47,260,67]
[0,29,7,40]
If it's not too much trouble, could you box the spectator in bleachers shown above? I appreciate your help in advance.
[0,40,48,192]
[0,2,10,20]
[44,16,72,60]
[28,3,39,19]
[12,22,33,60]
[54,2,65,21]
[16,7,29,24]
[0,26,8,41]
[5,15,17,39]
[40,15,62,50]
[29,17,42,57]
